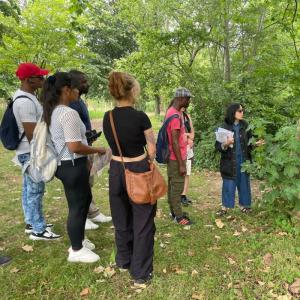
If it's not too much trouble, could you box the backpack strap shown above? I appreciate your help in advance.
[163,114,181,128]
[13,95,36,143]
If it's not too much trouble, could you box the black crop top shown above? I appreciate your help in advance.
[103,107,152,157]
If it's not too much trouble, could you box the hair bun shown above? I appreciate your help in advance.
[48,75,56,85]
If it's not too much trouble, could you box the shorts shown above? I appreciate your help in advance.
[186,159,192,176]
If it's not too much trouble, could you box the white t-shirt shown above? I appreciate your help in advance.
[49,105,88,161]
[12,89,43,155]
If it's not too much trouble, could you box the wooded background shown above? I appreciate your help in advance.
[0,0,299,215]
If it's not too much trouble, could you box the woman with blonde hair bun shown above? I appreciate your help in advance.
[103,71,156,287]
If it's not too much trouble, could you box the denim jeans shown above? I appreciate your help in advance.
[222,155,252,208]
[18,153,46,233]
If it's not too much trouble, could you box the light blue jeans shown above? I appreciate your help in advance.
[18,153,46,233]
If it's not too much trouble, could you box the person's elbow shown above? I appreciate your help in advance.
[67,141,83,154]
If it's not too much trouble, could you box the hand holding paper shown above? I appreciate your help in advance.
[215,128,234,148]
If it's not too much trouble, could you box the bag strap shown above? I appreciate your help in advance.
[109,111,126,170]
[13,95,36,143]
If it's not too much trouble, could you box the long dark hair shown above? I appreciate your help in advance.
[224,103,242,125]
[41,72,79,126]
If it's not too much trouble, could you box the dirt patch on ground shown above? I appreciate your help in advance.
[193,170,263,211]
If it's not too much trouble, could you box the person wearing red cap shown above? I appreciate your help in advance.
[13,63,61,240]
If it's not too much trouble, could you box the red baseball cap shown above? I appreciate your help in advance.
[16,63,49,80]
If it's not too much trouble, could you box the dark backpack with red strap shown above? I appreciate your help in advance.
[156,114,180,164]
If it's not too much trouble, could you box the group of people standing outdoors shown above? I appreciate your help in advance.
[0,62,256,287]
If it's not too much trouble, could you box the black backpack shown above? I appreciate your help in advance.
[0,95,32,150]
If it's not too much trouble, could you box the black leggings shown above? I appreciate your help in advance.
[56,157,92,250]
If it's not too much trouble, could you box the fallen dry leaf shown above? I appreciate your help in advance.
[160,243,166,249]
[263,253,273,267]
[22,245,33,252]
[103,267,116,278]
[268,290,279,298]
[174,267,187,275]
[233,231,241,237]
[183,225,191,230]
[278,232,288,236]
[277,295,292,300]
[80,288,90,297]
[191,270,199,276]
[163,233,172,238]
[289,278,300,295]
[0,247,4,251]
[228,282,233,289]
[208,246,221,251]
[191,293,203,300]
[214,235,221,241]
[93,266,105,274]
[215,219,225,229]
[241,226,248,232]
[163,268,167,274]
[27,289,36,295]
[257,280,266,286]
[228,257,236,265]
[10,268,20,273]
[268,282,275,288]
[156,208,163,218]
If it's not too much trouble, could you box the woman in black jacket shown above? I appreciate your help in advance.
[215,103,253,216]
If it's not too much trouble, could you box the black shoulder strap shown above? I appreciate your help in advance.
[12,95,36,143]
[13,95,32,103]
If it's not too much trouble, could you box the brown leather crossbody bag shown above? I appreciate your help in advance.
[109,111,167,205]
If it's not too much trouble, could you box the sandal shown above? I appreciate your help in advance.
[240,207,252,214]
[216,209,228,217]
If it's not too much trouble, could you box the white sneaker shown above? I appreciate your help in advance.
[90,213,112,223]
[82,238,95,250]
[68,247,100,263]
[29,229,61,241]
[68,239,95,253]
[85,219,99,230]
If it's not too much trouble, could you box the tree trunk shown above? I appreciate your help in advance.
[154,94,161,116]
[223,0,231,82]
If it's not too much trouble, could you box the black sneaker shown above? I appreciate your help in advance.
[216,209,228,217]
[29,229,61,241]
[25,223,54,234]
[175,216,192,226]
[186,197,193,205]
[0,255,11,267]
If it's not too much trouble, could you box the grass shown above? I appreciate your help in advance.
[0,116,300,300]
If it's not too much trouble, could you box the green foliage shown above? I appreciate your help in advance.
[193,130,219,171]
[244,123,300,214]
[0,0,91,98]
